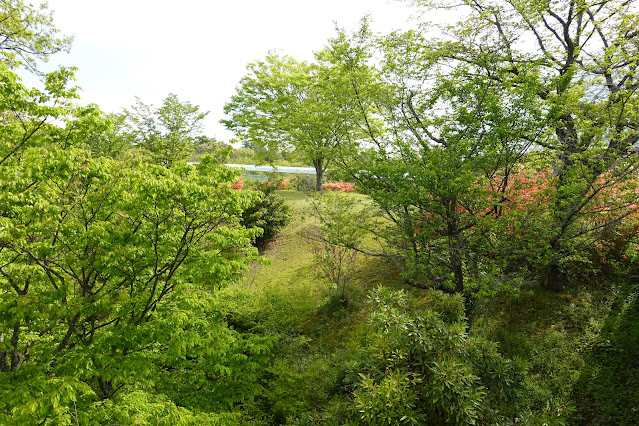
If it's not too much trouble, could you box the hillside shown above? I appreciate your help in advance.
[214,190,639,425]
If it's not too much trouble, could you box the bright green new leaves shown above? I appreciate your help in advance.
[0,0,72,71]
[0,1,87,164]
[223,49,369,190]
[223,54,326,190]
[0,147,259,424]
[0,61,101,165]
[0,2,271,422]
[122,94,209,167]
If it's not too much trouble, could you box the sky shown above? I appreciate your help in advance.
[33,0,417,142]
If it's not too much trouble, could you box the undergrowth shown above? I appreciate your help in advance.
[214,191,639,425]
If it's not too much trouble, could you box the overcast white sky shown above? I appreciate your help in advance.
[34,0,416,142]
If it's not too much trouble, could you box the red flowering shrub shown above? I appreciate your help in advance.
[406,168,639,288]
[322,181,355,192]
[490,170,639,276]
[232,177,244,190]
[265,178,289,189]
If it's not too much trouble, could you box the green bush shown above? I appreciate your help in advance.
[290,173,317,191]
[241,179,292,249]
[306,192,375,308]
[337,287,526,425]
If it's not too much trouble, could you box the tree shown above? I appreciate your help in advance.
[83,113,134,159]
[321,25,543,294]
[192,135,229,160]
[306,191,375,306]
[319,2,639,293]
[0,149,261,423]
[401,0,639,291]
[122,94,209,167]
[1,0,94,168]
[1,3,270,421]
[0,0,71,72]
[222,52,363,190]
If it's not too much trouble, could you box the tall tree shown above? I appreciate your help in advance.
[222,52,362,190]
[0,0,71,71]
[403,0,639,291]
[0,3,268,422]
[123,94,208,167]
[0,149,261,423]
[83,113,133,159]
[1,0,91,167]
[321,2,639,293]
[318,24,541,294]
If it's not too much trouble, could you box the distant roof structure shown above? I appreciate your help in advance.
[224,164,316,174]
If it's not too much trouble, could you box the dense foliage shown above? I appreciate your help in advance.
[0,2,270,422]
[2,0,639,424]
[240,178,292,250]
[344,288,526,425]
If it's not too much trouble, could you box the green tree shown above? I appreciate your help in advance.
[222,52,363,190]
[306,191,374,306]
[0,0,71,71]
[1,4,270,421]
[191,135,229,161]
[315,21,387,158]
[83,113,134,159]
[330,27,543,294]
[402,0,639,291]
[123,94,208,167]
[0,0,94,167]
[0,149,261,423]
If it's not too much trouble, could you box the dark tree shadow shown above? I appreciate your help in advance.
[573,279,639,425]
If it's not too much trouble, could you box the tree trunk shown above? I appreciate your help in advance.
[313,158,324,191]
[98,376,114,400]
[546,261,568,293]
[0,334,9,372]
[450,249,464,294]
[542,117,579,292]
[447,214,464,294]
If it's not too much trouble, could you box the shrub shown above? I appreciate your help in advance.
[241,178,292,249]
[290,173,316,191]
[322,181,355,192]
[306,192,375,307]
[312,242,358,307]
[277,178,290,189]
[232,176,244,189]
[338,287,527,425]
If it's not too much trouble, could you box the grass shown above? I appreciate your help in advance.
[470,278,639,424]
[216,189,639,424]
[214,190,399,421]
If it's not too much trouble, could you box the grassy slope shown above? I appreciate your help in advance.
[217,190,639,425]
[473,277,639,425]
[216,190,402,423]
